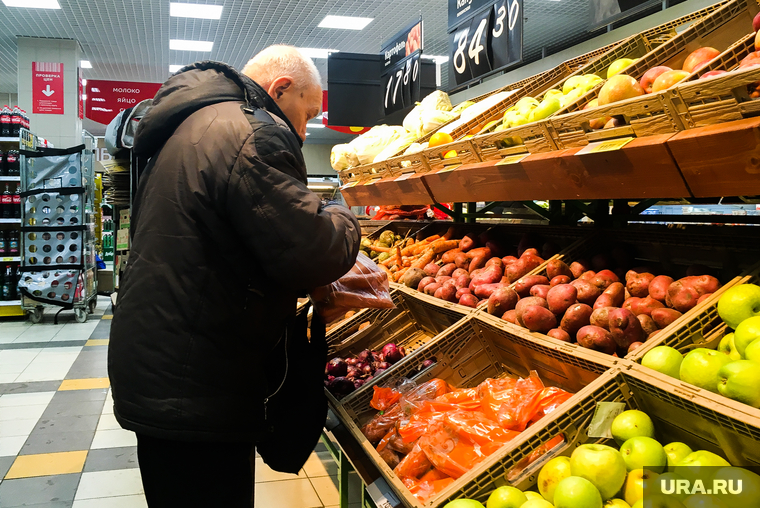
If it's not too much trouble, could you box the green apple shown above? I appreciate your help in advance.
[563,75,586,94]
[529,97,562,122]
[717,360,760,408]
[544,89,564,100]
[444,500,486,508]
[717,334,742,361]
[554,476,603,508]
[538,456,572,503]
[733,316,760,357]
[611,410,656,445]
[711,467,760,508]
[674,451,730,484]
[521,499,555,508]
[486,486,526,508]
[561,88,584,108]
[624,469,660,506]
[570,444,627,500]
[523,491,543,502]
[679,349,731,393]
[664,443,693,472]
[658,472,689,501]
[607,58,636,78]
[682,494,729,508]
[717,283,760,329]
[581,74,604,92]
[642,346,684,379]
[620,437,668,473]
[515,97,539,114]
[744,337,760,363]
[605,499,632,508]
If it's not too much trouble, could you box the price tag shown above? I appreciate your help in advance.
[450,25,473,86]
[383,50,422,116]
[576,136,634,155]
[467,8,493,78]
[437,163,462,173]
[1,257,15,262]
[395,172,415,181]
[491,0,522,70]
[364,178,382,186]
[495,153,528,165]
[366,478,402,508]
[340,181,359,190]
[588,402,627,439]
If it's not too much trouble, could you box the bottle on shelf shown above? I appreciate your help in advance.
[2,265,12,301]
[13,185,20,219]
[1,184,10,219]
[9,231,19,257]
[0,106,10,137]
[0,230,7,257]
[10,107,20,137]
[6,150,18,176]
[0,150,5,177]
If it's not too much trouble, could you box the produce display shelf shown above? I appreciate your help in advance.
[330,313,617,508]
[0,137,18,143]
[0,177,20,182]
[0,300,21,306]
[0,219,21,224]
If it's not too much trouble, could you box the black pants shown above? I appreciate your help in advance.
[136,434,255,508]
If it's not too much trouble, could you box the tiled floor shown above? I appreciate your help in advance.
[0,297,357,508]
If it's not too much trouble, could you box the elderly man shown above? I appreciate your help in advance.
[109,45,360,507]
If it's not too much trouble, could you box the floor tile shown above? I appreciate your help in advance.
[50,388,108,404]
[254,457,307,482]
[95,413,120,431]
[20,431,95,455]
[0,391,55,407]
[84,339,108,347]
[0,436,28,457]
[0,455,14,480]
[101,315,113,320]
[0,374,16,383]
[72,494,147,508]
[13,327,60,343]
[42,400,105,418]
[310,475,341,506]
[0,473,80,506]
[254,478,323,508]
[0,404,48,421]
[59,378,110,391]
[90,428,137,449]
[0,349,41,365]
[82,446,138,473]
[0,380,61,394]
[303,451,338,478]
[74,469,144,499]
[0,418,39,437]
[34,414,100,434]
[15,363,74,382]
[5,450,88,479]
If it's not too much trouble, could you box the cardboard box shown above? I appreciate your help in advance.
[116,229,130,251]
[119,209,130,229]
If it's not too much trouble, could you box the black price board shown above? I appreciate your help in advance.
[448,0,523,90]
[382,50,422,116]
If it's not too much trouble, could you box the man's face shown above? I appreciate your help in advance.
[267,78,322,141]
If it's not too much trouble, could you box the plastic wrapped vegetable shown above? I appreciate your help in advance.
[373,130,419,163]
[310,252,395,323]
[330,143,359,171]
[420,110,458,135]
[450,100,475,115]
[420,90,453,112]
[348,125,406,166]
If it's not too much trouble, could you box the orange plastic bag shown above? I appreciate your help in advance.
[445,410,522,446]
[478,377,518,422]
[418,421,489,479]
[408,477,455,503]
[370,386,402,411]
[394,443,433,480]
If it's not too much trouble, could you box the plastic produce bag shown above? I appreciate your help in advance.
[310,252,395,323]
[330,143,359,171]
[348,125,406,166]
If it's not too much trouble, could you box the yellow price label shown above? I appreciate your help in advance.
[437,163,462,174]
[579,136,635,155]
[1,258,14,262]
[496,153,529,165]
[340,181,359,189]
[364,178,382,186]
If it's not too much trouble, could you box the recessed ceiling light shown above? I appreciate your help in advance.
[318,15,373,30]
[169,2,223,20]
[169,65,184,73]
[2,0,60,8]
[299,48,338,59]
[80,60,92,68]
[306,123,325,129]
[170,39,213,52]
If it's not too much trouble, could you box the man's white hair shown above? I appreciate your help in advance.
[242,45,322,92]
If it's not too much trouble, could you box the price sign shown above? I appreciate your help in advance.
[449,0,523,89]
[383,50,421,116]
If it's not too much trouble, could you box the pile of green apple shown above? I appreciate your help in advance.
[442,409,760,508]
[640,283,760,409]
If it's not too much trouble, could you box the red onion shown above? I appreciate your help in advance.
[327,377,355,397]
[382,343,404,364]
[326,358,348,377]
[357,349,372,364]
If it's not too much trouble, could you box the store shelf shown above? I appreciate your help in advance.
[0,219,21,224]
[0,300,21,306]
[0,176,20,182]
[0,137,18,143]
[0,257,20,262]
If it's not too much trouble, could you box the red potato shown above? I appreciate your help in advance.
[502,309,518,324]
[667,275,721,312]
[434,285,457,303]
[469,255,489,273]
[590,269,620,290]
[515,275,551,297]
[579,271,597,282]
[628,342,644,354]
[451,268,469,279]
[521,248,540,258]
[530,284,551,300]
[623,297,641,313]
[516,297,549,326]
[629,296,665,317]
[455,287,471,300]
[455,252,470,271]
[505,255,544,283]
[570,260,590,279]
[485,258,504,270]
[594,282,625,309]
[470,266,503,288]
[697,293,714,304]
[441,249,463,265]
[571,279,602,306]
[443,278,458,289]
[547,284,578,316]
[551,275,572,287]
[560,303,593,337]
[547,328,572,342]
[417,276,436,292]
[403,268,426,289]
[648,275,673,302]
[577,325,617,355]
[459,294,479,308]
[453,274,472,289]
[470,269,484,279]
[609,308,645,349]
[460,234,477,252]
[637,314,658,336]
[473,283,509,299]
[651,308,683,329]
[424,283,441,296]
[423,263,440,277]
[590,307,617,330]
[502,256,518,266]
[435,276,452,285]
[546,259,573,280]
[487,287,519,316]
[437,263,457,277]
[522,306,558,333]
[466,247,492,260]
[627,272,655,298]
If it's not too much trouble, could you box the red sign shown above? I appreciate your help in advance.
[78,74,84,120]
[32,62,64,115]
[85,80,162,125]
[321,91,370,135]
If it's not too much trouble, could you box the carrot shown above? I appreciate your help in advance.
[412,248,436,269]
[395,267,409,282]
[423,235,441,243]
[432,240,460,254]
[370,245,393,253]
[443,227,456,240]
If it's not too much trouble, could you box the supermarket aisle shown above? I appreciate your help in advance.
[0,299,359,508]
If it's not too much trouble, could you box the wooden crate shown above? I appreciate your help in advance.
[441,366,760,504]
[330,313,615,508]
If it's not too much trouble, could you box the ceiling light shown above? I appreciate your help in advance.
[80,60,92,69]
[308,184,337,190]
[318,15,373,30]
[299,48,338,59]
[81,79,87,86]
[307,123,325,129]
[170,2,223,19]
[169,65,184,73]
[170,39,213,52]
[2,0,60,8]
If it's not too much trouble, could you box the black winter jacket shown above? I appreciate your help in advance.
[108,61,360,442]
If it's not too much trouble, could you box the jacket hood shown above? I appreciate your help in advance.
[133,61,302,157]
